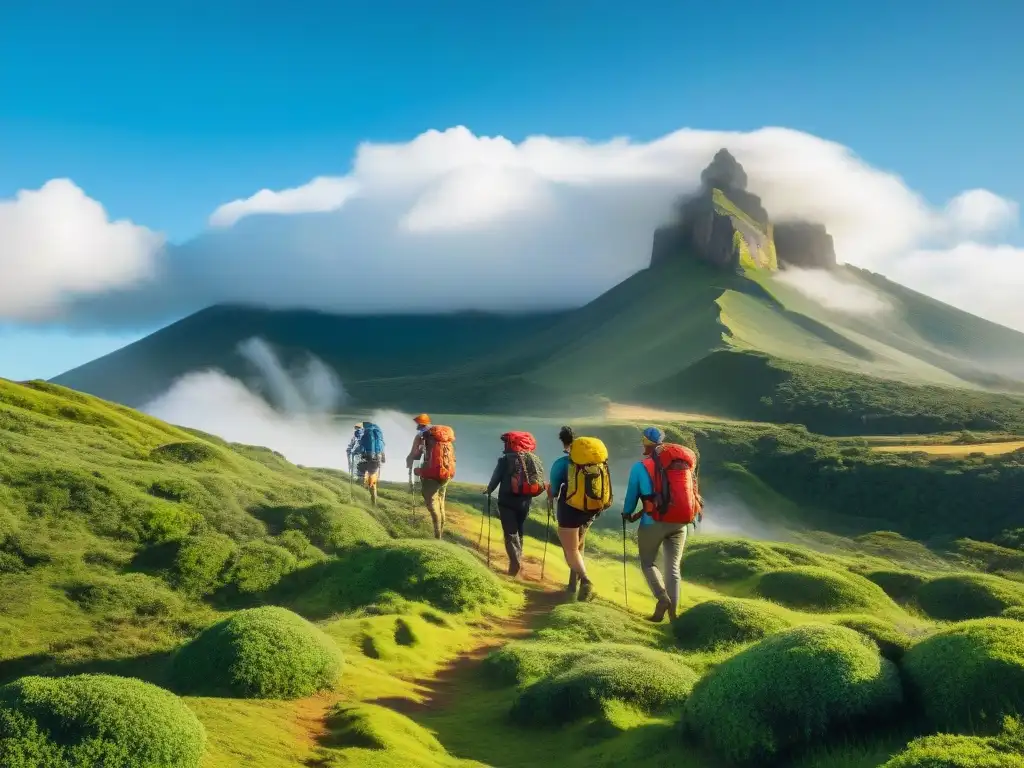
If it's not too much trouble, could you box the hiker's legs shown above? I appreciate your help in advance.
[438,480,449,532]
[638,524,670,602]
[661,525,688,614]
[577,517,592,554]
[498,504,524,576]
[421,479,443,539]
[557,526,587,579]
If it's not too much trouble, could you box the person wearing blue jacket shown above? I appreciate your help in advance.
[622,427,690,623]
[548,425,595,597]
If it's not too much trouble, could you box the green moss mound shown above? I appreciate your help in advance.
[170,606,343,699]
[484,642,688,689]
[755,566,899,613]
[881,717,1024,768]
[535,602,657,646]
[1002,606,1024,621]
[834,615,913,661]
[284,541,505,615]
[671,598,794,650]
[683,539,791,583]
[903,618,1024,731]
[324,702,446,755]
[510,648,698,727]
[149,441,219,464]
[916,573,1024,621]
[683,624,903,764]
[0,673,205,768]
[282,502,389,552]
[865,569,931,603]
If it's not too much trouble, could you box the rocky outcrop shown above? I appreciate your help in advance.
[774,221,838,269]
[651,149,776,271]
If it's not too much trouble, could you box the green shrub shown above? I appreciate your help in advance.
[171,531,236,596]
[671,598,794,650]
[511,648,698,726]
[283,541,505,615]
[903,618,1024,731]
[865,569,931,603]
[149,441,219,464]
[274,530,325,562]
[916,574,1024,621]
[66,573,183,619]
[170,606,343,699]
[834,615,913,661]
[881,716,1024,768]
[0,673,205,767]
[283,503,389,552]
[535,602,657,646]
[683,624,903,764]
[755,566,899,613]
[1002,606,1024,621]
[226,541,297,594]
[683,539,791,583]
[482,641,571,686]
[324,702,446,756]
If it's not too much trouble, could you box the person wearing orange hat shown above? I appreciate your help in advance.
[406,413,451,538]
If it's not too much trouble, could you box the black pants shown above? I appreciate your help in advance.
[497,498,531,574]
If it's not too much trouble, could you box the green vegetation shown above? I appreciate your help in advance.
[754,566,900,614]
[670,597,794,650]
[834,616,914,662]
[916,574,1024,621]
[171,606,344,698]
[683,625,903,764]
[881,717,1024,768]
[0,674,205,768]
[903,619,1024,732]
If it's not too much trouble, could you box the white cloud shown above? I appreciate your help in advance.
[775,268,893,316]
[12,125,1024,334]
[943,189,1019,238]
[0,179,163,321]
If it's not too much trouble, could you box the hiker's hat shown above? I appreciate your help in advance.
[642,427,664,446]
[414,413,431,426]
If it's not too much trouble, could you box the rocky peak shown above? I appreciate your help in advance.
[700,148,748,192]
[774,221,838,270]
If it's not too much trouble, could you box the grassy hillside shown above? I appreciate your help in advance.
[2,380,1023,766]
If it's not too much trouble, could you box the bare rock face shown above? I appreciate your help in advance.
[774,221,838,269]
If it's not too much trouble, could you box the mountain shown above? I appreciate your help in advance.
[53,149,1024,433]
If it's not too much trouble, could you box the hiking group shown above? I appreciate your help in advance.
[351,414,702,622]
[482,424,702,621]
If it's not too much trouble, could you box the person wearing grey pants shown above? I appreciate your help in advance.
[638,522,688,617]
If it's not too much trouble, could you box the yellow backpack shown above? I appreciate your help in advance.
[565,437,613,513]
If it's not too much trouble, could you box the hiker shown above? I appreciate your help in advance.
[547,426,593,592]
[406,414,456,539]
[549,430,612,601]
[346,424,363,475]
[485,431,546,577]
[621,427,703,623]
[355,421,386,506]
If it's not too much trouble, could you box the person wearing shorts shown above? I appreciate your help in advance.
[548,425,597,600]
[356,457,380,506]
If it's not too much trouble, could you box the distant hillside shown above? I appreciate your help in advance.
[53,149,1024,433]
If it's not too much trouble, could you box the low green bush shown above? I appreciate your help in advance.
[283,503,389,552]
[834,615,913,661]
[683,539,791,583]
[881,716,1024,768]
[66,572,184,619]
[683,624,902,764]
[916,574,1024,621]
[170,606,343,699]
[903,618,1024,731]
[226,540,297,594]
[171,531,236,596]
[511,648,697,727]
[755,566,899,613]
[865,569,931,603]
[1003,606,1024,621]
[0,673,205,767]
[535,602,657,646]
[324,702,446,757]
[671,598,793,650]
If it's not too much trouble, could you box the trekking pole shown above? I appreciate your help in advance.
[541,495,552,581]
[622,516,629,610]
[407,467,415,516]
[477,498,486,552]
[486,493,493,570]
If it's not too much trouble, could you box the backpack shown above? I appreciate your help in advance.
[502,431,546,497]
[415,425,456,482]
[358,423,385,461]
[642,443,700,524]
[565,437,612,513]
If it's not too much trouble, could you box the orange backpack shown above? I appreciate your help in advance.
[415,425,456,482]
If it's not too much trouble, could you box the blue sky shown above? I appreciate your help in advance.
[1,0,1022,380]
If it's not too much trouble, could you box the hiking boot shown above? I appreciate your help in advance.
[577,578,594,602]
[567,571,578,593]
[647,597,672,623]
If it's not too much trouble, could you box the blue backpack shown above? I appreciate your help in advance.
[358,423,385,461]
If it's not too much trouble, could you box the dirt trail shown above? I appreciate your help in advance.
[371,586,564,715]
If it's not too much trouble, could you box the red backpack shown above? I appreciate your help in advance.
[641,443,700,524]
[416,425,456,482]
[502,431,546,497]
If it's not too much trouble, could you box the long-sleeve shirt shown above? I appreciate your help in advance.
[548,453,569,500]
[622,459,656,527]
[486,454,531,510]
[406,426,429,467]
[346,431,363,459]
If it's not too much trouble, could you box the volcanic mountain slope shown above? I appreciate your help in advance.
[54,150,1024,431]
